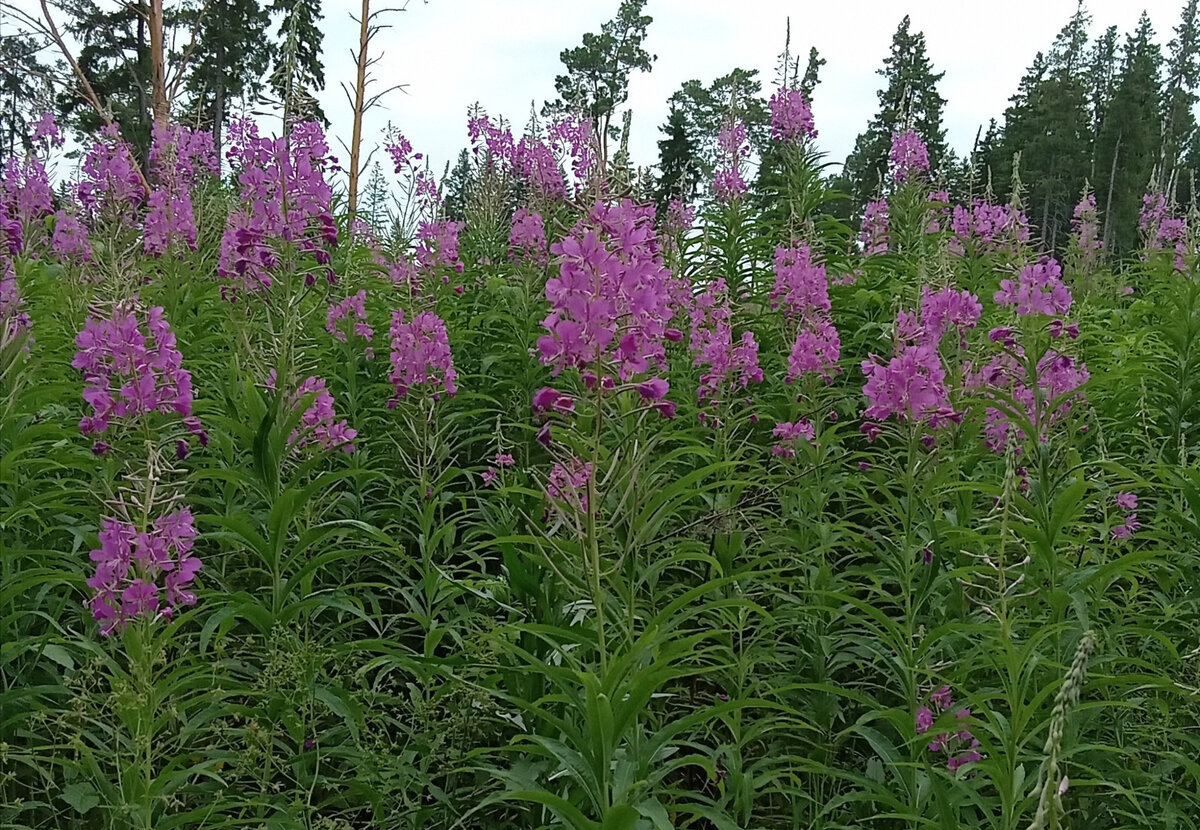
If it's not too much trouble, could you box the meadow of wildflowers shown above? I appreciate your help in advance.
[4,90,1200,830]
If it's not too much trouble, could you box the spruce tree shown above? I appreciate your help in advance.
[1162,0,1200,192]
[183,0,271,159]
[653,104,698,216]
[995,4,1093,249]
[1095,12,1164,254]
[57,0,154,158]
[268,0,326,125]
[839,15,947,216]
[0,32,55,155]
[442,149,473,224]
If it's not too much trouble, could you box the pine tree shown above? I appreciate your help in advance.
[1161,0,1200,192]
[57,0,154,158]
[268,0,326,125]
[1086,26,1119,143]
[839,16,947,215]
[800,47,825,101]
[442,149,473,223]
[667,68,769,181]
[182,0,271,159]
[1095,12,1164,254]
[995,4,1093,249]
[0,32,56,156]
[361,159,392,236]
[543,0,655,169]
[653,104,698,216]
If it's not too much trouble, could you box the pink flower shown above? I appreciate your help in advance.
[860,199,889,255]
[547,457,593,516]
[482,467,499,486]
[533,387,574,414]
[769,87,816,144]
[967,348,1089,452]
[494,453,515,467]
[636,377,669,400]
[537,200,678,383]
[72,305,202,441]
[388,310,457,402]
[772,419,814,456]
[994,257,1073,318]
[219,120,338,294]
[861,343,948,424]
[950,200,1030,256]
[510,208,547,264]
[1,258,31,346]
[282,375,357,453]
[1115,492,1137,511]
[916,706,934,734]
[326,290,375,359]
[86,508,200,636]
[890,130,929,183]
[690,278,763,405]
[713,118,749,203]
[76,124,144,229]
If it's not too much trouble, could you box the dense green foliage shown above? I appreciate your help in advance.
[5,2,1200,829]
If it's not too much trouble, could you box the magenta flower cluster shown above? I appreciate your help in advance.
[538,199,677,383]
[889,130,930,183]
[1,152,53,234]
[77,124,145,228]
[510,208,548,264]
[949,200,1031,255]
[1111,492,1141,540]
[995,257,1073,317]
[72,305,204,442]
[482,451,515,487]
[772,419,814,457]
[968,348,1089,453]
[768,87,816,144]
[87,508,201,636]
[915,686,983,772]
[52,212,92,263]
[386,130,442,213]
[713,119,750,204]
[468,112,594,199]
[861,286,981,429]
[416,220,465,278]
[772,244,841,382]
[1,259,31,346]
[860,199,890,255]
[547,457,594,516]
[1070,191,1103,266]
[1139,192,1168,240]
[326,290,375,359]
[388,309,458,403]
[690,278,763,405]
[664,199,695,236]
[144,124,217,255]
[219,120,339,293]
[546,116,597,191]
[267,370,357,453]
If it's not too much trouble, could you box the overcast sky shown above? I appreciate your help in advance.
[308,0,1186,178]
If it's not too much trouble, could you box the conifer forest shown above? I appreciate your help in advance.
[7,0,1200,827]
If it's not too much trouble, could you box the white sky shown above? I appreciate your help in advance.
[312,0,1186,177]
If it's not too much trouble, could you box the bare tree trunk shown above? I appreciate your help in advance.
[1103,135,1120,252]
[149,0,169,129]
[346,0,371,217]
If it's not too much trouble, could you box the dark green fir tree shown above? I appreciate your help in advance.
[838,15,947,217]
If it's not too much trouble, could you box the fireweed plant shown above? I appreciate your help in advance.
[2,90,1200,830]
